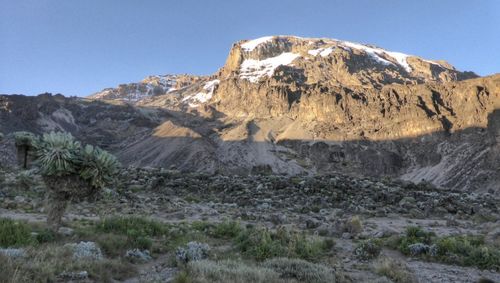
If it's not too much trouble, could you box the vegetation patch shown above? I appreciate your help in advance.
[0,244,136,283]
[390,226,500,270]
[0,218,34,247]
[179,259,281,283]
[374,256,416,283]
[91,216,171,252]
[191,220,243,239]
[263,257,336,283]
[234,226,333,261]
[354,238,381,260]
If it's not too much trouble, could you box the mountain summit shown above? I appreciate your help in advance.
[90,36,477,105]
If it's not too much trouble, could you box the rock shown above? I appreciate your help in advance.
[0,248,26,258]
[306,218,321,229]
[408,243,430,256]
[125,249,153,262]
[372,228,398,238]
[58,227,74,236]
[59,271,88,280]
[270,213,287,225]
[409,208,425,218]
[14,196,25,203]
[65,241,103,261]
[342,232,352,239]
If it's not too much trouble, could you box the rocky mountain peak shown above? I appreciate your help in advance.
[219,35,477,87]
[89,74,206,104]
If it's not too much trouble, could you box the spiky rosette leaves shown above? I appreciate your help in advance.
[14,131,38,147]
[35,132,81,176]
[79,144,120,189]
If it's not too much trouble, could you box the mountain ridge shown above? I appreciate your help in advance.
[1,36,498,192]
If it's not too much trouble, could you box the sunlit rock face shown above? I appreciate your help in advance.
[1,36,499,191]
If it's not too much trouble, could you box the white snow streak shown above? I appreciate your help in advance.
[241,36,274,51]
[182,79,220,107]
[308,48,322,56]
[308,47,334,57]
[239,52,300,83]
[342,41,412,72]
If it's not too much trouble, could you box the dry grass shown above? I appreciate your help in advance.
[0,244,136,283]
[181,259,283,283]
[374,256,417,283]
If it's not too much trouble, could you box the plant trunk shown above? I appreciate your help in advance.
[46,194,68,231]
[23,146,28,169]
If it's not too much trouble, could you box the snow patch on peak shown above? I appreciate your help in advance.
[182,79,220,107]
[384,51,412,73]
[241,36,274,51]
[308,47,335,57]
[239,52,301,83]
[319,47,335,57]
[308,48,322,56]
[342,41,412,72]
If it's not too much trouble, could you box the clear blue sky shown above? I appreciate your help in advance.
[1,0,499,96]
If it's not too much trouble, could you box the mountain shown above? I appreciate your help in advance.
[89,74,206,104]
[1,36,498,191]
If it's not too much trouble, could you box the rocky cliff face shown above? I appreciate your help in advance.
[1,36,498,192]
[89,74,206,104]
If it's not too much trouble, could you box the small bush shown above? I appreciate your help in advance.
[263,257,336,283]
[397,226,434,255]
[176,242,210,264]
[345,215,363,234]
[99,216,168,250]
[164,224,210,252]
[173,270,192,283]
[95,233,129,257]
[354,239,381,260]
[35,229,57,244]
[0,218,34,247]
[234,227,332,261]
[374,257,416,283]
[211,220,242,239]
[191,221,212,232]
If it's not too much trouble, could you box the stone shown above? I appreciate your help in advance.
[305,218,321,229]
[59,271,88,280]
[408,243,430,256]
[0,248,26,258]
[341,232,352,239]
[270,213,287,225]
[65,241,103,261]
[125,249,153,262]
[58,227,74,236]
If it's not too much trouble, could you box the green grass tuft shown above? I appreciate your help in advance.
[0,218,34,247]
[234,227,332,261]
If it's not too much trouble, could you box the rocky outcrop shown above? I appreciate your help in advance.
[89,74,206,104]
